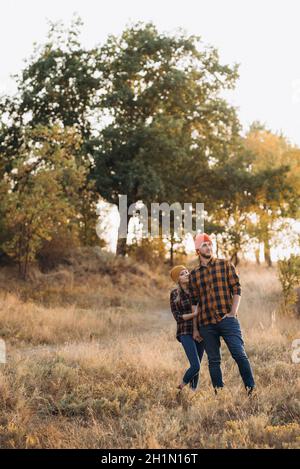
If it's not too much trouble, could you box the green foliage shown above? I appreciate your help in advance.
[6,16,101,135]
[244,127,300,265]
[0,18,299,264]
[0,125,98,278]
[277,255,300,312]
[92,21,240,210]
[127,237,167,267]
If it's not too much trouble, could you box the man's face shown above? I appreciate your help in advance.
[197,242,213,259]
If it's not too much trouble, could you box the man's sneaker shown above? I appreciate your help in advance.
[214,386,224,395]
[246,386,255,397]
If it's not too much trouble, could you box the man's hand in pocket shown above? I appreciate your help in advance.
[226,311,237,318]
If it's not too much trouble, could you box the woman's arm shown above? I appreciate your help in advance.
[192,304,201,342]
[170,291,198,322]
[170,290,182,322]
[192,304,199,326]
[182,307,198,321]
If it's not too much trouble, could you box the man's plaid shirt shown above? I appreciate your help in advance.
[170,286,195,342]
[188,256,242,326]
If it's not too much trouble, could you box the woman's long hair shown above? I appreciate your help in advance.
[175,283,183,305]
[175,282,193,310]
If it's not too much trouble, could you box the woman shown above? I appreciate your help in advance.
[170,265,205,391]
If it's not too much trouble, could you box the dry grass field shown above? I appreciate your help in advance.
[0,251,299,449]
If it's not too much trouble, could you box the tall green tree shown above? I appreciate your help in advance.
[244,125,300,266]
[0,16,102,175]
[0,18,101,253]
[91,22,241,254]
[0,125,98,278]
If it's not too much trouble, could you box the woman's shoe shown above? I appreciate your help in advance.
[177,383,185,391]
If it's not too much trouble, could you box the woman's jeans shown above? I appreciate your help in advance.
[199,316,255,389]
[179,334,205,389]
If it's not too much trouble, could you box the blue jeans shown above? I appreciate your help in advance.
[179,334,205,389]
[199,316,255,389]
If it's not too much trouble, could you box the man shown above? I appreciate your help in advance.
[189,233,255,395]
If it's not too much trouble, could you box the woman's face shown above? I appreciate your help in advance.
[178,269,189,284]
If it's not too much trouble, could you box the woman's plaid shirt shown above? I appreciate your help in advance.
[188,256,242,326]
[170,286,194,342]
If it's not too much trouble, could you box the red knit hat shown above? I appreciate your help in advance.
[194,233,213,251]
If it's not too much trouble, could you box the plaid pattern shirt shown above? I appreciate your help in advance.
[170,286,195,342]
[189,256,242,326]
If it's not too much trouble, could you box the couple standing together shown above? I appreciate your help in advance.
[170,233,255,396]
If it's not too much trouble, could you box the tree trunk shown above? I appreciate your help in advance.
[263,236,272,267]
[230,251,239,266]
[169,217,175,266]
[255,248,260,265]
[116,237,127,256]
[169,238,174,267]
[116,214,132,256]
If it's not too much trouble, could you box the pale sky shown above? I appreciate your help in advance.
[1,0,300,145]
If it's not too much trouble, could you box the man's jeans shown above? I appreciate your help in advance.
[180,334,205,389]
[199,316,255,389]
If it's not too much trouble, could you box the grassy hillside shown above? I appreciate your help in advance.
[0,251,299,448]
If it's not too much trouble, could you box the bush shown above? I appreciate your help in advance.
[127,238,167,267]
[36,228,80,272]
[277,255,300,313]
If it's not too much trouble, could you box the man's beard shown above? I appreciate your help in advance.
[201,252,211,259]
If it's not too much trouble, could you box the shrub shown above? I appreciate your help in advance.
[277,255,300,313]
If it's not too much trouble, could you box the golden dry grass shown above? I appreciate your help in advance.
[0,258,299,449]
